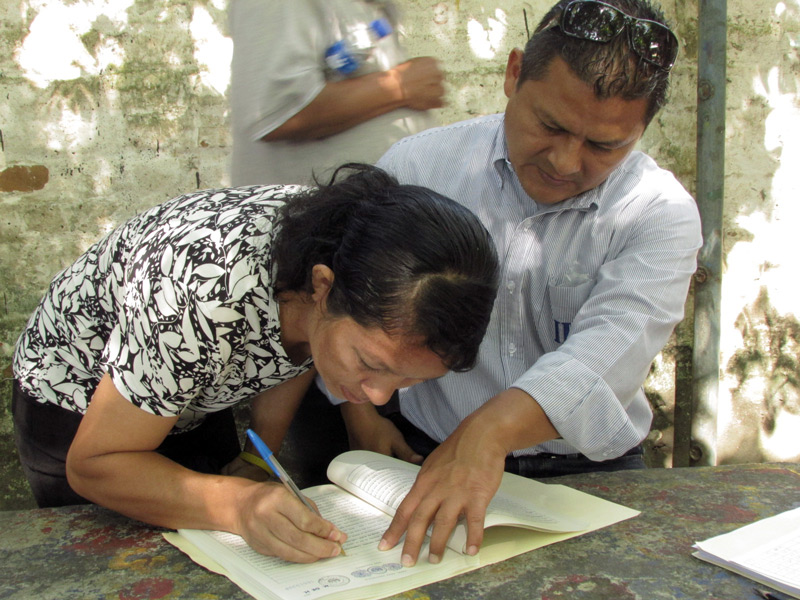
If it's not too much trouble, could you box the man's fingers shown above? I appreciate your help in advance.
[379,499,415,551]
[426,518,457,562]
[398,502,440,566]
[410,498,488,564]
[463,510,486,556]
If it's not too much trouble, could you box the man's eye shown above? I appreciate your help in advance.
[590,143,614,153]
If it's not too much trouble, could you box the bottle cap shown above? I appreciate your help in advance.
[369,17,393,39]
[325,40,360,74]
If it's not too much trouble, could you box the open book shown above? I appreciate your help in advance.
[693,507,800,599]
[165,450,639,600]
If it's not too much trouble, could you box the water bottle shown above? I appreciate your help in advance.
[325,2,394,76]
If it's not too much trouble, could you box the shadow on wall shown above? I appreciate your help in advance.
[721,288,800,464]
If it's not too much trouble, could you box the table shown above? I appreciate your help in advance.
[1,463,798,600]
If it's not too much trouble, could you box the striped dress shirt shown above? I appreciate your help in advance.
[376,113,702,461]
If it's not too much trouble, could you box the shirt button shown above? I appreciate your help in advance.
[507,281,516,293]
[509,343,517,355]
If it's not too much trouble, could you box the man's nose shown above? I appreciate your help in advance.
[548,137,582,177]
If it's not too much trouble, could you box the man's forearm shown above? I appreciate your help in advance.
[263,74,401,141]
[264,57,444,142]
[459,387,559,456]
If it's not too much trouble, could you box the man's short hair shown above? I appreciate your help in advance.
[520,0,675,125]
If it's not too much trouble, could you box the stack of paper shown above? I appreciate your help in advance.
[693,506,800,599]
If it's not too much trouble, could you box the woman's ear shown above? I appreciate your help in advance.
[310,264,335,303]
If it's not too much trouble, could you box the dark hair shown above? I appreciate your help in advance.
[272,163,499,372]
[521,0,673,125]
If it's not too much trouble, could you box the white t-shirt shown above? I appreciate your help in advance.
[229,0,436,186]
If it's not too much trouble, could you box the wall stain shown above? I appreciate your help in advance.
[0,165,49,192]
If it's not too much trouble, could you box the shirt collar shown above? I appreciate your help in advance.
[491,118,511,189]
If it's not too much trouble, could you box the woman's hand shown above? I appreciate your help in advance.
[340,402,423,464]
[236,480,347,562]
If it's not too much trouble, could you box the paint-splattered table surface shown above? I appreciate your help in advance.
[1,462,798,600]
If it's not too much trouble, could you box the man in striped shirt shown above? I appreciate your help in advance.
[342,0,702,567]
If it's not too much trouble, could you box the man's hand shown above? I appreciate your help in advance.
[376,388,560,566]
[391,57,446,111]
[340,402,423,464]
[377,412,506,566]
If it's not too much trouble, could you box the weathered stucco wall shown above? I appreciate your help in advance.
[1,0,798,509]
[716,2,800,465]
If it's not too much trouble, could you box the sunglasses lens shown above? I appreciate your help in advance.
[558,1,678,70]
[563,2,626,42]
[630,20,678,69]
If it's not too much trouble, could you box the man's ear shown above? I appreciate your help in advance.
[504,48,524,98]
[310,264,335,303]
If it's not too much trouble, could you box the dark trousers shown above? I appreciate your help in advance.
[386,411,646,478]
[12,380,241,508]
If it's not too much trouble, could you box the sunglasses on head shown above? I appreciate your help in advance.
[547,0,679,71]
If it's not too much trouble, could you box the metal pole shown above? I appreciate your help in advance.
[690,0,727,466]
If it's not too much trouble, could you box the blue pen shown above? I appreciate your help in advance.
[245,429,346,555]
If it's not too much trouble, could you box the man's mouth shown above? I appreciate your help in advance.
[538,166,575,187]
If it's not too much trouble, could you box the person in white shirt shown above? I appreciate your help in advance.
[228,0,444,186]
[342,0,702,568]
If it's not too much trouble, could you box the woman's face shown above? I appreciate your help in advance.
[309,315,449,406]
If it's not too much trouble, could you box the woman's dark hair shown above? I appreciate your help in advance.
[521,0,673,125]
[272,163,499,372]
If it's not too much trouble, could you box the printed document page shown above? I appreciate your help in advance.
[693,506,800,599]
[328,451,589,553]
[174,484,480,600]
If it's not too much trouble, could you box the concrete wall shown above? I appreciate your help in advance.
[1,0,798,510]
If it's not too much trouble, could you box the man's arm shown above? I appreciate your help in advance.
[263,57,444,142]
[378,198,701,565]
[231,0,443,145]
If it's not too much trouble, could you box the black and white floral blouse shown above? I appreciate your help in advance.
[14,185,312,432]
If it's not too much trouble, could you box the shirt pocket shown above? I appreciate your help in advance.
[543,279,596,348]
